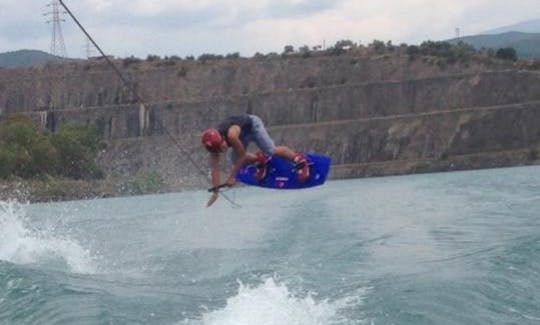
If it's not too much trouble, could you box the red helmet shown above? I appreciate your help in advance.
[201,128,222,152]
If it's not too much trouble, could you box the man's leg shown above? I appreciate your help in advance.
[250,115,310,181]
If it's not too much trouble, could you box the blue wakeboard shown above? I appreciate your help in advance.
[236,153,331,189]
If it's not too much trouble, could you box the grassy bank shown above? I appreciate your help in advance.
[0,114,169,203]
[0,172,169,203]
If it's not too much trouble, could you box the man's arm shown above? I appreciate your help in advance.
[226,126,248,185]
[209,153,221,188]
[207,153,221,207]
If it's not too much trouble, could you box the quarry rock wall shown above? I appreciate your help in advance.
[1,53,539,189]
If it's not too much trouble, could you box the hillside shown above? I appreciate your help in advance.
[484,18,540,34]
[447,31,540,59]
[0,49,64,68]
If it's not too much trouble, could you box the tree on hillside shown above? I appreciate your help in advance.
[283,45,294,55]
[225,52,241,59]
[197,53,224,62]
[298,45,311,58]
[496,47,518,61]
[335,39,355,50]
[370,40,386,54]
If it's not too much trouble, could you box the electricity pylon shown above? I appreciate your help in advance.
[44,0,67,57]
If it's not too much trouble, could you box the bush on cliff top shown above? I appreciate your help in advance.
[0,114,104,180]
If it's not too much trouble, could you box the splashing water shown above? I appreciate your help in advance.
[183,277,362,325]
[0,201,97,274]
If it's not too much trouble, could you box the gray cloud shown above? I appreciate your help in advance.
[260,0,342,20]
[1,0,539,58]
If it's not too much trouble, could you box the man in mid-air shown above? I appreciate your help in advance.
[201,113,309,206]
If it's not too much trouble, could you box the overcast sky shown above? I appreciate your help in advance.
[1,0,539,59]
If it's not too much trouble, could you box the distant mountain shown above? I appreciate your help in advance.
[0,49,65,68]
[447,31,540,59]
[445,18,540,59]
[483,19,540,34]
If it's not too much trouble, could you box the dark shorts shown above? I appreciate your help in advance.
[229,115,275,162]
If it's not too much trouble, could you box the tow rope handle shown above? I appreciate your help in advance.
[207,183,230,193]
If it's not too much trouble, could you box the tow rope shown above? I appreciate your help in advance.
[57,0,241,208]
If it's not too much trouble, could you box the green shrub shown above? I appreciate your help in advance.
[496,47,518,61]
[197,53,224,62]
[0,115,104,180]
[0,150,16,178]
[283,45,294,55]
[225,52,240,59]
[371,39,386,54]
[406,45,420,60]
[122,56,141,67]
[146,54,161,62]
[406,41,476,64]
[298,45,311,59]
[51,123,104,179]
[0,114,58,178]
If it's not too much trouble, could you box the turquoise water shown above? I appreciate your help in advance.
[1,166,540,324]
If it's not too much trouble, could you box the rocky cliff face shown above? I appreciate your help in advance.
[1,51,540,189]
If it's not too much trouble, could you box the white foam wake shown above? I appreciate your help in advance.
[0,201,97,274]
[183,277,363,325]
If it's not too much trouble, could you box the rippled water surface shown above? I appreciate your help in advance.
[1,166,540,324]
